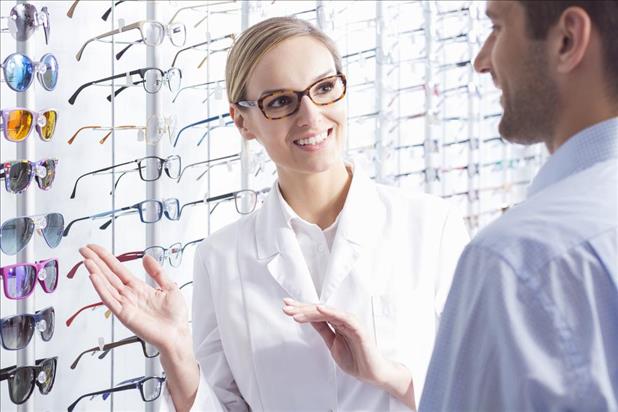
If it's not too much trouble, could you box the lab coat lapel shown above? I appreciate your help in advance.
[320,168,383,303]
[255,185,319,303]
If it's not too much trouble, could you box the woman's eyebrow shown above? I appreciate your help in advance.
[260,70,337,95]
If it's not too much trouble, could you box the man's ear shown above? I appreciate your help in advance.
[229,104,258,141]
[553,6,592,74]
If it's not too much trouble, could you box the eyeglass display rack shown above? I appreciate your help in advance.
[0,1,549,411]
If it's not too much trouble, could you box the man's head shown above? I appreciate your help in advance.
[474,1,618,150]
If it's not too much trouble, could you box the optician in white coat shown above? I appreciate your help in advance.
[160,164,469,411]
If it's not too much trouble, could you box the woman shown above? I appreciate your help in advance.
[80,16,469,412]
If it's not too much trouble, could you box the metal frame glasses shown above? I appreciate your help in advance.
[68,114,176,145]
[236,73,347,120]
[70,155,181,199]
[68,67,182,105]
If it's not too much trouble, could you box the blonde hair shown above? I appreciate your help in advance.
[225,16,342,104]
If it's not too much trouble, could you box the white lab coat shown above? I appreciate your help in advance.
[162,168,469,411]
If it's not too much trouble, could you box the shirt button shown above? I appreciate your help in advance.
[317,244,327,253]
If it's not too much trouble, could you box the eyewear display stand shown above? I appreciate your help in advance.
[143,3,162,412]
[15,2,36,412]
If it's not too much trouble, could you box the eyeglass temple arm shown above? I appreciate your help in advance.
[182,238,205,253]
[71,159,136,199]
[65,302,104,327]
[66,251,142,279]
[101,0,128,21]
[76,21,142,61]
[107,80,146,101]
[171,35,234,67]
[173,113,230,147]
[116,38,143,60]
[69,68,144,105]
[196,120,234,146]
[178,153,240,182]
[98,210,137,231]
[63,216,92,237]
[67,0,79,18]
[67,125,102,144]
[68,383,138,412]
[97,335,142,360]
[71,335,141,369]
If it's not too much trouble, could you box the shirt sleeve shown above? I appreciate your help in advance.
[419,243,616,411]
[159,246,249,412]
[433,206,470,319]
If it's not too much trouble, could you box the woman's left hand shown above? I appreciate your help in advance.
[282,298,392,385]
[282,298,416,409]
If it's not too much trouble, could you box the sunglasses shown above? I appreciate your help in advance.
[71,335,158,370]
[0,213,64,255]
[68,375,165,411]
[0,259,59,299]
[1,159,58,194]
[0,307,54,350]
[1,2,50,44]
[1,53,58,92]
[1,108,57,142]
[0,357,57,405]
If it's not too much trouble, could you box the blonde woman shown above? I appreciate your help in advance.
[80,17,469,412]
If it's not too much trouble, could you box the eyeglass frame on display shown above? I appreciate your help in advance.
[68,67,182,105]
[70,155,181,199]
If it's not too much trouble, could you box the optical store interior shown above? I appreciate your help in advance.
[0,1,552,411]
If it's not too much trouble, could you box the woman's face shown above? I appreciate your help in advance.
[232,36,347,178]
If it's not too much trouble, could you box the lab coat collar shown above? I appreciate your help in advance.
[254,163,383,302]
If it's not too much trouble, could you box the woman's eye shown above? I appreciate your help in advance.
[316,82,335,94]
[268,96,292,108]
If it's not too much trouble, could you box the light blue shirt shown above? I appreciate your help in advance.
[420,118,618,411]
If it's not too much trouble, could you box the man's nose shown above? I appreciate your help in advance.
[474,36,492,74]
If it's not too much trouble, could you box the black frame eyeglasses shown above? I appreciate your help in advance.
[68,375,165,411]
[71,335,158,370]
[236,73,347,120]
[68,67,182,105]
[70,155,181,199]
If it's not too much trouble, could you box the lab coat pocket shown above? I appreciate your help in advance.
[371,294,399,359]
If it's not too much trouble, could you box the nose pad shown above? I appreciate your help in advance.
[36,370,48,385]
[36,114,47,128]
[36,319,48,332]
[34,163,47,178]
[38,268,48,281]
[36,63,48,75]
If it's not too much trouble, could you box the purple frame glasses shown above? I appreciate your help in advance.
[0,258,59,300]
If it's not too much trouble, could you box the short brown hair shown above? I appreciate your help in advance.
[225,16,342,104]
[518,1,618,100]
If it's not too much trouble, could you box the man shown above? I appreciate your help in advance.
[420,1,617,410]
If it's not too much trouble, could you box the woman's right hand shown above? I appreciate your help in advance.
[79,244,190,352]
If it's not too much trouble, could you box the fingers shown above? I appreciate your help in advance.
[80,244,136,287]
[282,298,362,340]
[142,255,175,291]
[310,321,336,348]
[87,266,122,315]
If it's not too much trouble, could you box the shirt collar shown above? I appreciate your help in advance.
[527,117,618,197]
[275,164,354,231]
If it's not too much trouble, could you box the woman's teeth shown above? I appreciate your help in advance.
[295,131,328,146]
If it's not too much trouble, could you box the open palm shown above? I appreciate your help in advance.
[80,244,189,352]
